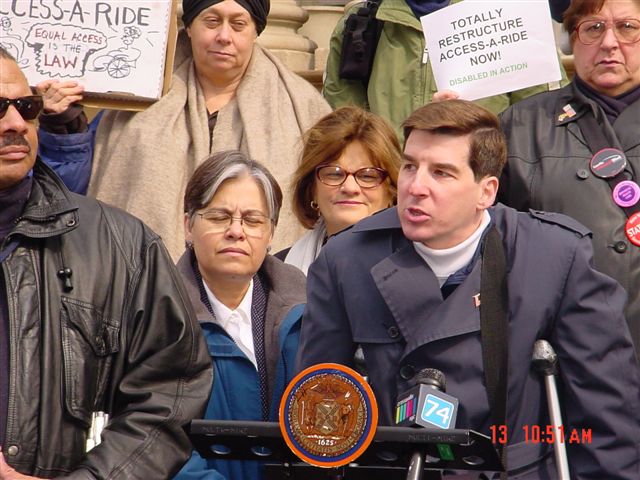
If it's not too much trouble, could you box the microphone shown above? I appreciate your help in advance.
[395,369,459,480]
[395,368,459,430]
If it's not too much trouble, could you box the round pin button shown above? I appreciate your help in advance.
[589,148,627,178]
[613,180,640,208]
[625,212,640,247]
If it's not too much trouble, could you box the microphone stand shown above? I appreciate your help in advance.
[406,450,425,480]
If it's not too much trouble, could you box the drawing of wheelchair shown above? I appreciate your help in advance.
[92,47,141,79]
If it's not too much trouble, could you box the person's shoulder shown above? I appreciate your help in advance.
[262,255,307,302]
[494,205,591,252]
[492,204,592,269]
[526,208,591,239]
[273,246,290,261]
[254,45,329,102]
[349,207,400,231]
[502,83,571,118]
[324,208,401,253]
[264,254,307,281]
[71,191,161,245]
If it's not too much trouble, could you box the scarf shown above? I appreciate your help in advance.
[89,31,331,260]
[575,75,640,124]
[284,219,327,276]
[405,0,450,20]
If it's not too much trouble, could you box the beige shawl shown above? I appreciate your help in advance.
[89,32,331,260]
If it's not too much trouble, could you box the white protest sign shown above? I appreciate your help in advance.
[0,1,173,101]
[421,0,561,100]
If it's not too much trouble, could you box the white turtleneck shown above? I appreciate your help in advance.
[413,210,491,287]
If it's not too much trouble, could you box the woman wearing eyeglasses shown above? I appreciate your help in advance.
[276,107,401,275]
[498,0,640,349]
[175,150,306,480]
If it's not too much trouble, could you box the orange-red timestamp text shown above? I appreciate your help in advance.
[490,425,592,445]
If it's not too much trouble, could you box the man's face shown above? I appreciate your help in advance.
[397,130,497,249]
[0,58,39,190]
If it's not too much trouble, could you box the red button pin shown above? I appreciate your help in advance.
[625,212,640,247]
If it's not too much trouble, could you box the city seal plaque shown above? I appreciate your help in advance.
[279,363,378,467]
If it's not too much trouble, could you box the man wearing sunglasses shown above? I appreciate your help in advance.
[0,47,212,478]
[297,100,640,477]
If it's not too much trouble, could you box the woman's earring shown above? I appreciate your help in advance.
[186,240,194,250]
[267,245,272,253]
[310,200,319,211]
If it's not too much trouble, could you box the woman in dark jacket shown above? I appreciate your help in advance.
[499,0,640,350]
[174,151,307,479]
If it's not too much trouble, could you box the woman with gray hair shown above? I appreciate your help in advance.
[174,150,306,480]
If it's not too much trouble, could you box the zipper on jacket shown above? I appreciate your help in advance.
[56,237,73,292]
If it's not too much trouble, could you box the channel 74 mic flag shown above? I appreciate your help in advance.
[395,368,459,430]
[279,363,378,467]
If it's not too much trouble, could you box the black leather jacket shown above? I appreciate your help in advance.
[499,82,640,350]
[1,161,212,478]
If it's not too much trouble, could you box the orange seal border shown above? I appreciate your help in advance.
[279,363,378,468]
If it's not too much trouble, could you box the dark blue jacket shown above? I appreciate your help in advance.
[38,112,102,194]
[175,253,306,480]
[297,204,640,479]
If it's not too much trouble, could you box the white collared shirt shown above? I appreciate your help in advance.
[203,279,257,369]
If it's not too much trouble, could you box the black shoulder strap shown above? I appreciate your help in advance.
[480,226,509,477]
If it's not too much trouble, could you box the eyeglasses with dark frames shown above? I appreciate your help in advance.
[196,209,273,238]
[0,96,44,121]
[574,18,640,45]
[315,165,389,189]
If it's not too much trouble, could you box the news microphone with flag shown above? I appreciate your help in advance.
[395,368,459,430]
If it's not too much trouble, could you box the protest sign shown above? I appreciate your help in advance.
[421,0,561,100]
[0,0,178,109]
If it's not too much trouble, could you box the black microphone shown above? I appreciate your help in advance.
[395,368,459,430]
[396,369,459,480]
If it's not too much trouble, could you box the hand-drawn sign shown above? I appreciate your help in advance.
[0,1,174,101]
[279,363,378,467]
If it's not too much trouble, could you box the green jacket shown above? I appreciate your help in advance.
[323,0,568,138]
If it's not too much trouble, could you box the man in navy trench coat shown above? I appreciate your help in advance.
[296,100,640,478]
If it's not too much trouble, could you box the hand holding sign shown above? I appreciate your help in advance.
[1,1,175,104]
[36,79,85,114]
[432,89,460,103]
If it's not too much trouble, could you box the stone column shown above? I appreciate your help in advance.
[258,0,317,71]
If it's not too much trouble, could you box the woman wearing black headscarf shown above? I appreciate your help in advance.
[87,0,331,261]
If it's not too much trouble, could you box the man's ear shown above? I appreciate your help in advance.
[478,176,499,209]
